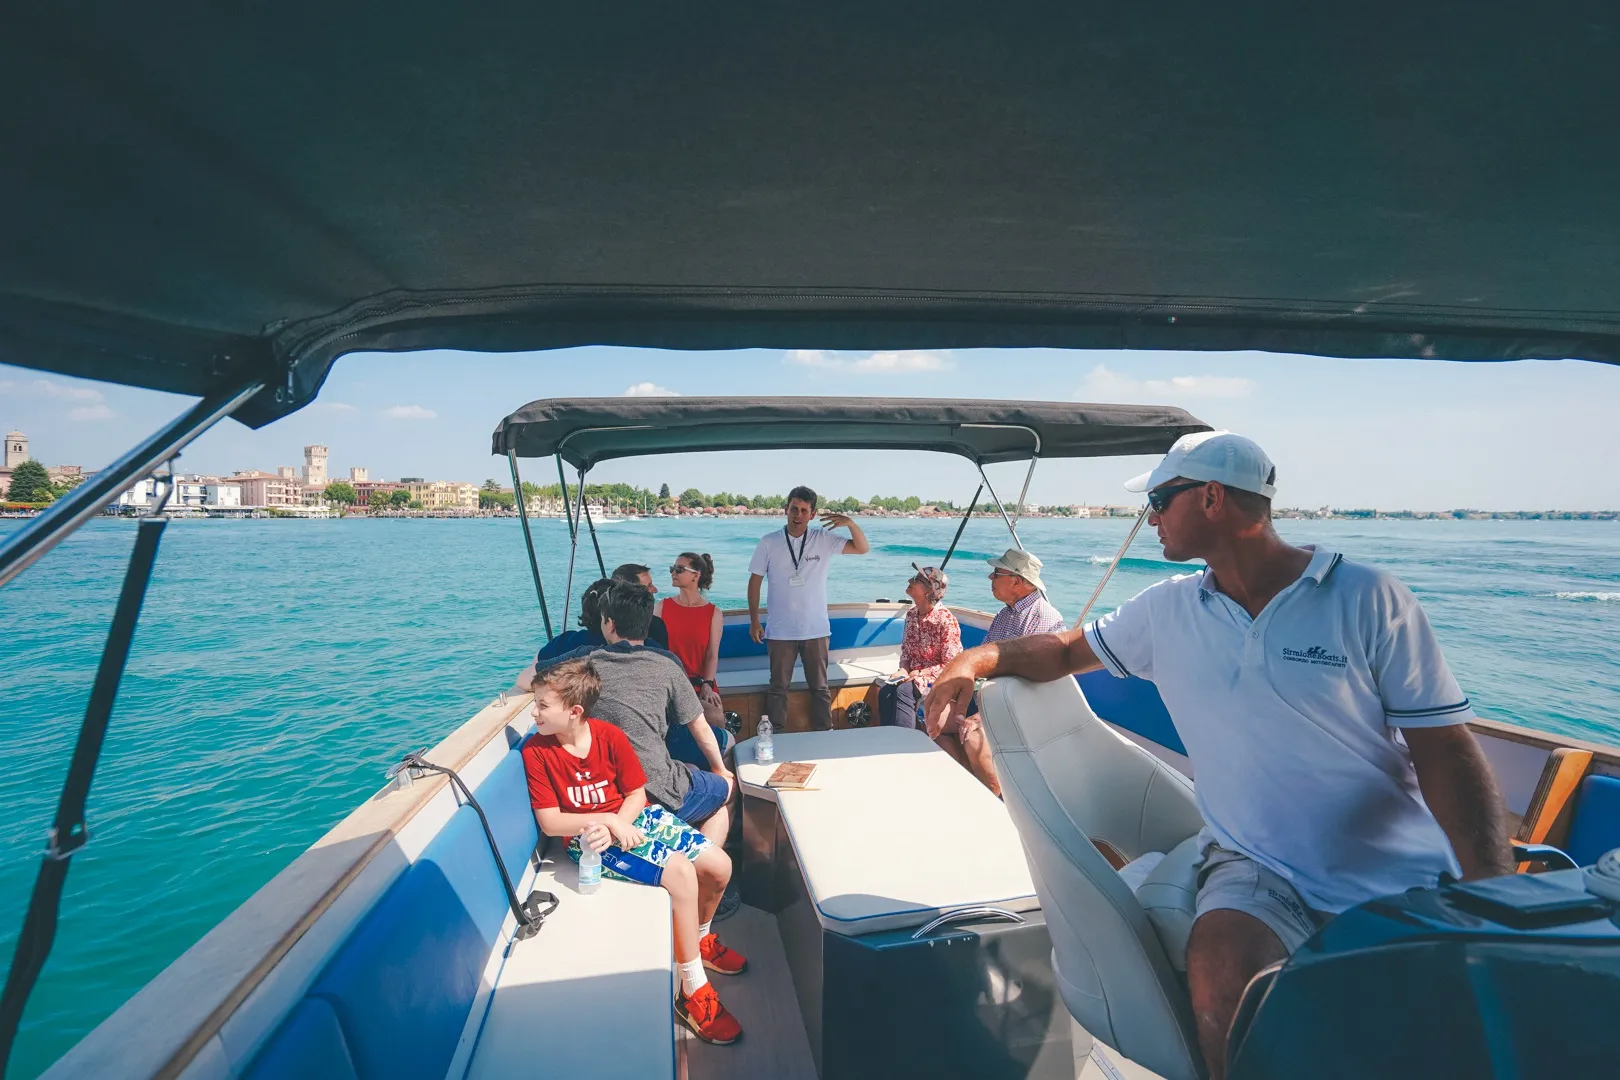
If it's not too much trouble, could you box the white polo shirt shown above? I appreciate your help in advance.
[1083,547,1470,913]
[749,526,847,640]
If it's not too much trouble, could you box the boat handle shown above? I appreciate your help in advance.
[910,906,1026,940]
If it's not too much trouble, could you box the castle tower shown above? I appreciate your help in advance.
[302,444,328,488]
[5,431,26,470]
[349,466,369,483]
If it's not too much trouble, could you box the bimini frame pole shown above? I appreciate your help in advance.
[939,485,982,569]
[1073,506,1151,627]
[958,423,1041,526]
[975,462,1024,552]
[556,452,581,629]
[507,448,553,640]
[577,466,607,579]
[0,378,265,591]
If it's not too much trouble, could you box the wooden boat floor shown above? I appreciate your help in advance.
[679,903,817,1080]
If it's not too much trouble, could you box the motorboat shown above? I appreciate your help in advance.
[3,6,1620,1080]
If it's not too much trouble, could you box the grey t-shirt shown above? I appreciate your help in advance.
[539,640,704,808]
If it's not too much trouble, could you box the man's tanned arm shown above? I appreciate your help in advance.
[1403,724,1515,880]
[923,627,1105,737]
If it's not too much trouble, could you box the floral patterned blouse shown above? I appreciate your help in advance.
[899,603,963,690]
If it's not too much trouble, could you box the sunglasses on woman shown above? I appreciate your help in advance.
[669,564,697,575]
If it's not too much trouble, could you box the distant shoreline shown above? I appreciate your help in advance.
[6,508,1614,523]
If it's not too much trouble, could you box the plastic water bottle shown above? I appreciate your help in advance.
[577,832,602,894]
[756,715,775,763]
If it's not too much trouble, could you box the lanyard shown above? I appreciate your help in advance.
[784,526,809,572]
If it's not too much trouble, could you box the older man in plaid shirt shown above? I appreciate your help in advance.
[930,548,1064,793]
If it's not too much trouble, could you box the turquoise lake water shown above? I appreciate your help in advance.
[1,514,1618,1074]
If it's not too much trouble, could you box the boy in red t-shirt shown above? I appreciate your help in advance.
[523,657,747,1045]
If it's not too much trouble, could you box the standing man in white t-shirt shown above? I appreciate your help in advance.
[925,431,1512,1080]
[748,485,870,730]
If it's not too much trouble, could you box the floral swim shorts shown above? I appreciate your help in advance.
[566,803,712,887]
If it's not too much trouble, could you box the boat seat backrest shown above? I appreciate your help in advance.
[1568,774,1620,867]
[246,743,541,1080]
[978,675,1207,1080]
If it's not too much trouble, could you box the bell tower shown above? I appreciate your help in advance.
[303,444,329,488]
[4,431,25,470]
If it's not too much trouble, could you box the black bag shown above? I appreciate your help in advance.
[877,680,899,726]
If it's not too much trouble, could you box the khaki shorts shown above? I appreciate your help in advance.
[1194,833,1325,955]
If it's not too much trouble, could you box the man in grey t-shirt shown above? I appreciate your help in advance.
[536,582,735,845]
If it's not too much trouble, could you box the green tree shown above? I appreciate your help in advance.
[324,481,357,505]
[659,483,671,500]
[407,499,424,511]
[5,459,52,503]
[480,489,515,510]
[388,489,412,509]
[679,487,704,507]
[482,479,500,491]
[903,495,921,512]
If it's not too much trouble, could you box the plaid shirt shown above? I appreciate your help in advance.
[984,590,1066,643]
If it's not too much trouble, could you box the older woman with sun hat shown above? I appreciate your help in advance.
[890,563,962,728]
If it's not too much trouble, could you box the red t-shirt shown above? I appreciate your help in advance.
[522,718,648,814]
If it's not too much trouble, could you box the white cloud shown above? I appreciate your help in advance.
[784,349,952,374]
[68,403,115,422]
[31,378,104,402]
[384,404,437,420]
[623,382,681,397]
[1077,363,1255,402]
[312,401,357,413]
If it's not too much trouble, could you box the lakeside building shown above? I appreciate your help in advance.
[231,470,304,508]
[2,429,92,497]
[404,479,480,511]
[117,475,243,510]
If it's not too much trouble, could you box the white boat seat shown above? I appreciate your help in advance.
[466,838,675,1079]
[735,727,1039,935]
[715,648,901,695]
[978,674,1207,1080]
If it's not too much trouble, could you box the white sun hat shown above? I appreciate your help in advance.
[1124,430,1277,497]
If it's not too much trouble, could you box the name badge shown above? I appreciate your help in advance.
[789,571,807,587]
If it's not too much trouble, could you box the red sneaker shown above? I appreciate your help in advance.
[676,983,742,1045]
[700,932,748,975]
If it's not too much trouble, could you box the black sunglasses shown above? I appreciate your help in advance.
[1147,480,1207,514]
[669,563,697,575]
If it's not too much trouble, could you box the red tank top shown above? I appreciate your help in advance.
[661,598,716,679]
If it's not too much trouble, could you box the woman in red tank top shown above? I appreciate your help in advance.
[659,551,726,730]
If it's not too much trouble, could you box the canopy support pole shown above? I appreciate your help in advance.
[1073,507,1150,628]
[507,449,552,640]
[0,378,264,591]
[975,463,1023,551]
[1012,455,1040,527]
[556,453,581,630]
[0,488,172,1073]
[577,466,607,579]
[939,485,982,569]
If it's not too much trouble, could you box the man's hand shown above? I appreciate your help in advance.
[819,511,853,529]
[698,685,724,708]
[580,821,612,854]
[749,619,766,644]
[602,817,645,850]
[924,659,978,738]
[715,765,736,799]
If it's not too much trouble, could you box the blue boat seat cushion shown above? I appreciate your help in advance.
[1567,775,1620,867]
[242,996,359,1080]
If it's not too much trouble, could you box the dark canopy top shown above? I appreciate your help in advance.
[3,4,1617,427]
[494,397,1209,469]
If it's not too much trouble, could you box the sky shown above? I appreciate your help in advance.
[2,347,1617,510]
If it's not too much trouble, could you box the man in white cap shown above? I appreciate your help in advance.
[933,548,1064,793]
[926,431,1510,1080]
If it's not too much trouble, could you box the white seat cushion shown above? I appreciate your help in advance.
[1133,834,1202,973]
[736,727,1039,935]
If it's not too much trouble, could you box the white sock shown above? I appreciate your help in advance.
[679,957,708,996]
[697,920,712,940]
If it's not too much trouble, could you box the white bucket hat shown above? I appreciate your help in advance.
[1124,430,1277,498]
[986,548,1046,593]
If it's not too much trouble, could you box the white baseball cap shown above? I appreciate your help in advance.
[1124,431,1277,498]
